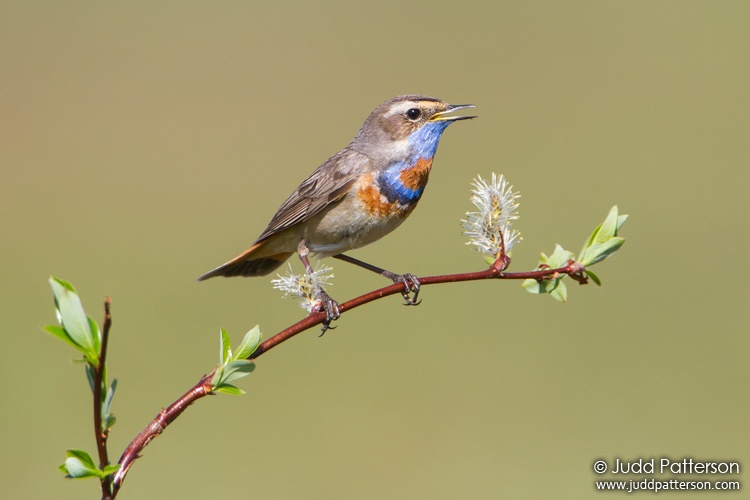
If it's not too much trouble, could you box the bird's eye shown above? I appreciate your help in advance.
[406,108,422,121]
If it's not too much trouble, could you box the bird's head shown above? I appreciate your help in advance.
[350,95,476,162]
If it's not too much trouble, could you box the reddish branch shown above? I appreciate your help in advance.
[112,373,216,496]
[110,259,583,497]
[249,260,583,358]
[94,298,113,499]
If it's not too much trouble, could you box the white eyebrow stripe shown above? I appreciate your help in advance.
[383,101,420,118]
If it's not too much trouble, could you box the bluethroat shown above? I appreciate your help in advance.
[199,95,476,331]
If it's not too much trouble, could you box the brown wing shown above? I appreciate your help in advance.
[197,148,370,281]
[254,148,370,242]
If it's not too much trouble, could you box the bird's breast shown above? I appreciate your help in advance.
[303,173,415,256]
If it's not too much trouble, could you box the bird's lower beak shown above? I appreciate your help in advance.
[430,104,477,122]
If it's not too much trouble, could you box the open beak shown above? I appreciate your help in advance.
[430,103,477,122]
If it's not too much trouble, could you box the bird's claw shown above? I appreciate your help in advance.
[315,289,340,335]
[389,273,421,306]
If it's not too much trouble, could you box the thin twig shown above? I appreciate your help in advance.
[250,261,580,358]
[111,259,580,496]
[112,372,216,496]
[94,297,113,499]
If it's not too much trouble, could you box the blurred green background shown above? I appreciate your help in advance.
[2,2,747,498]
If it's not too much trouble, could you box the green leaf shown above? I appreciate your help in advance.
[616,214,628,233]
[595,205,620,244]
[64,457,100,478]
[87,316,101,355]
[220,360,255,384]
[62,450,100,479]
[52,277,78,294]
[101,464,120,476]
[586,269,602,286]
[103,378,117,416]
[522,244,574,298]
[546,244,574,269]
[521,278,543,293]
[210,366,224,387]
[85,364,96,393]
[584,222,603,250]
[43,325,79,351]
[232,325,262,361]
[49,277,97,366]
[103,414,117,430]
[49,278,93,350]
[550,281,568,302]
[580,237,625,266]
[213,384,245,396]
[66,449,96,468]
[220,328,232,365]
[102,378,118,431]
[579,206,628,264]
[60,450,119,479]
[213,328,259,390]
[522,277,560,294]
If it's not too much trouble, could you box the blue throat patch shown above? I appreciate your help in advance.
[378,121,451,205]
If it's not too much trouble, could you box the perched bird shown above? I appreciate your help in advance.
[199,94,475,330]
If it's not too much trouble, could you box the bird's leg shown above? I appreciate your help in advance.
[333,253,421,306]
[298,240,339,334]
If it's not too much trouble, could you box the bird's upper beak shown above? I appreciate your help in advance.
[430,103,477,122]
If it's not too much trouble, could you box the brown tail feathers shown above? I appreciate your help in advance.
[197,241,293,281]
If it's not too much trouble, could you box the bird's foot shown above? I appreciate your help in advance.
[383,271,421,306]
[314,289,340,335]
